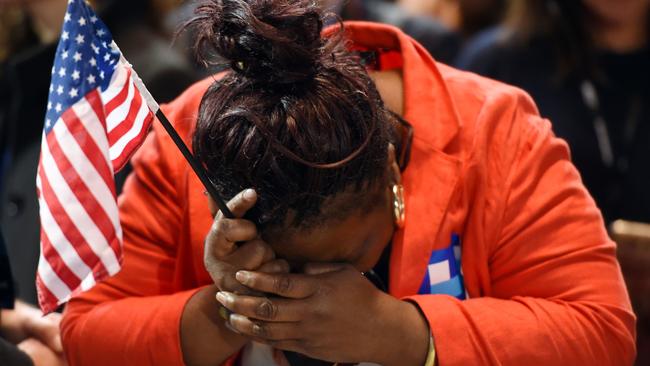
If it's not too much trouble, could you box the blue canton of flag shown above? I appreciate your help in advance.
[418,233,467,299]
[36,0,154,313]
[45,0,120,133]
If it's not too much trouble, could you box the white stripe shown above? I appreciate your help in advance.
[37,252,72,302]
[79,269,97,291]
[43,126,121,275]
[104,75,135,132]
[57,108,123,243]
[71,97,113,173]
[37,175,92,281]
[100,64,129,105]
[108,91,150,161]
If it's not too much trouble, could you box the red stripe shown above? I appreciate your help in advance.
[111,110,153,171]
[86,89,107,130]
[61,106,117,200]
[38,154,109,277]
[107,80,143,145]
[40,227,82,291]
[36,273,62,314]
[47,135,121,261]
[104,68,131,115]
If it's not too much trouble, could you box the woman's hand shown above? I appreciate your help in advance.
[181,189,289,366]
[203,188,289,295]
[215,263,430,366]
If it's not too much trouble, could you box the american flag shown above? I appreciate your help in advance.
[36,0,156,313]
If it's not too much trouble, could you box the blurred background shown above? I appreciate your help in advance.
[0,0,648,364]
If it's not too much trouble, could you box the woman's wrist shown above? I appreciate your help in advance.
[373,294,431,366]
[180,286,247,366]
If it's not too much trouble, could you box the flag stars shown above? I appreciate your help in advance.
[62,31,69,40]
[96,29,106,37]
[72,70,80,80]
[47,102,52,110]
[73,52,82,62]
[87,74,96,84]
[68,88,78,98]
[62,50,69,60]
[75,34,85,45]
[58,67,66,77]
[89,57,97,67]
[103,53,111,62]
[78,17,86,26]
[49,84,54,92]
[55,103,62,112]
[91,43,100,54]
[64,12,71,22]
[90,15,98,23]
[46,119,52,128]
[100,71,105,79]
[57,85,64,95]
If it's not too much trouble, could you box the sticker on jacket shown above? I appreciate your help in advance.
[417,233,467,299]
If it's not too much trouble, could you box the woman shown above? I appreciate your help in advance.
[456,0,650,224]
[60,0,635,365]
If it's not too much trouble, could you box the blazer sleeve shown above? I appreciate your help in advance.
[406,90,636,365]
[59,115,196,365]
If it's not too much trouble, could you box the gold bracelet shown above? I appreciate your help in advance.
[424,334,436,366]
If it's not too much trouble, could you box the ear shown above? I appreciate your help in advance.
[387,143,402,185]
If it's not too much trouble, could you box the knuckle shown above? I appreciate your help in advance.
[273,275,292,294]
[276,259,290,272]
[255,299,277,320]
[217,218,231,233]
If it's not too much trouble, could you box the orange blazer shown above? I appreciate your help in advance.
[61,22,636,365]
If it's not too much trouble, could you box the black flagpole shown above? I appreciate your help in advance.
[126,53,234,219]
[154,110,234,219]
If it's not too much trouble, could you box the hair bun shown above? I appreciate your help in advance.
[190,0,324,85]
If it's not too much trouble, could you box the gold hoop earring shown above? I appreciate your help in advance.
[392,184,405,228]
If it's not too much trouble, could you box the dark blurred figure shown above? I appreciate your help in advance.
[0,0,199,306]
[337,0,505,63]
[457,0,650,224]
[457,2,650,364]
[397,0,506,37]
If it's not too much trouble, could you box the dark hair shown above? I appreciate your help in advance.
[185,0,393,230]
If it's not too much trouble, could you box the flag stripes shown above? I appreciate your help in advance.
[37,0,153,313]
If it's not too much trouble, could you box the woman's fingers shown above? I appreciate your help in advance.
[235,271,317,299]
[224,189,257,218]
[204,189,258,259]
[228,240,275,269]
[228,314,299,341]
[216,292,305,322]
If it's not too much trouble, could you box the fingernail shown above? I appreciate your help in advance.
[216,291,233,305]
[236,270,251,284]
[230,313,248,324]
[243,189,256,200]
[224,318,241,334]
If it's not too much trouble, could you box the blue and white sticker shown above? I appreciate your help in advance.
[417,233,466,299]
